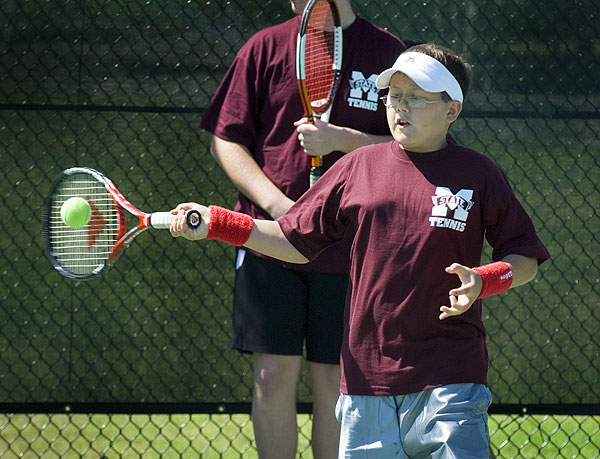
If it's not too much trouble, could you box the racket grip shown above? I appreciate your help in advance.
[150,210,201,229]
[309,165,323,187]
[149,212,174,229]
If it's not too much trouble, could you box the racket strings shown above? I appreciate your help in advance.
[49,173,120,275]
[305,1,336,110]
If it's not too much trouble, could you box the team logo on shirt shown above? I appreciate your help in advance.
[347,71,379,112]
[429,187,474,232]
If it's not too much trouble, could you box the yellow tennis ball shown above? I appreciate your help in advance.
[60,197,92,228]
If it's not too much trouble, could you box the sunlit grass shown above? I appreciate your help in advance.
[1,413,599,458]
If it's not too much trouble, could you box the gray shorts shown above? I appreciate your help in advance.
[335,383,492,458]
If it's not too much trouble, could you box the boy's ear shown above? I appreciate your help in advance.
[446,101,462,123]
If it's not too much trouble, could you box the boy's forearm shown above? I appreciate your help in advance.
[245,219,309,264]
[501,254,538,288]
[171,205,308,264]
[472,255,538,299]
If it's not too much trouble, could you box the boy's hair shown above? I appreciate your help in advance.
[406,43,472,101]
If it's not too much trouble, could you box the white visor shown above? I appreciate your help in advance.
[375,52,463,103]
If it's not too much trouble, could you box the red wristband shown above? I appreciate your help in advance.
[473,261,513,298]
[206,205,254,246]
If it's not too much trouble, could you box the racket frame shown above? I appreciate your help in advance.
[296,0,343,184]
[43,167,189,280]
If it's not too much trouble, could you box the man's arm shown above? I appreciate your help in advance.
[209,136,294,220]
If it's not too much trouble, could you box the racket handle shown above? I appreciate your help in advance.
[309,165,323,187]
[149,212,174,229]
[149,210,201,229]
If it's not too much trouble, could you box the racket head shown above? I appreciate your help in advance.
[296,0,343,120]
[43,167,124,279]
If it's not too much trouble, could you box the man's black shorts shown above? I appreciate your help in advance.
[231,249,348,364]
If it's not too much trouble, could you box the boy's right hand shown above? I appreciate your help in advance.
[170,203,209,241]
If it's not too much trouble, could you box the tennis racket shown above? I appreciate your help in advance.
[296,0,343,186]
[42,167,200,280]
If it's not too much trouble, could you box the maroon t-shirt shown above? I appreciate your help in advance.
[278,141,550,395]
[200,15,406,273]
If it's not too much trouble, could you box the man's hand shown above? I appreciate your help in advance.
[295,117,340,157]
[170,203,209,241]
[295,117,393,157]
[439,263,483,320]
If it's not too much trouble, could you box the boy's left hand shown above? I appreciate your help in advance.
[440,263,483,320]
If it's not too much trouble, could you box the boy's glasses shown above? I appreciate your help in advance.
[380,94,447,110]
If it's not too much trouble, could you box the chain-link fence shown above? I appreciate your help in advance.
[1,0,598,457]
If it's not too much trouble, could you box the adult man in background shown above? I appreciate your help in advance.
[199,1,406,457]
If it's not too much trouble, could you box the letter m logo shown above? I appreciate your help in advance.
[431,187,474,222]
[349,71,379,101]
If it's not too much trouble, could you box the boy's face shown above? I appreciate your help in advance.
[385,72,462,153]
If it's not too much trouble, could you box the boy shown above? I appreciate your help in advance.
[171,43,550,458]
